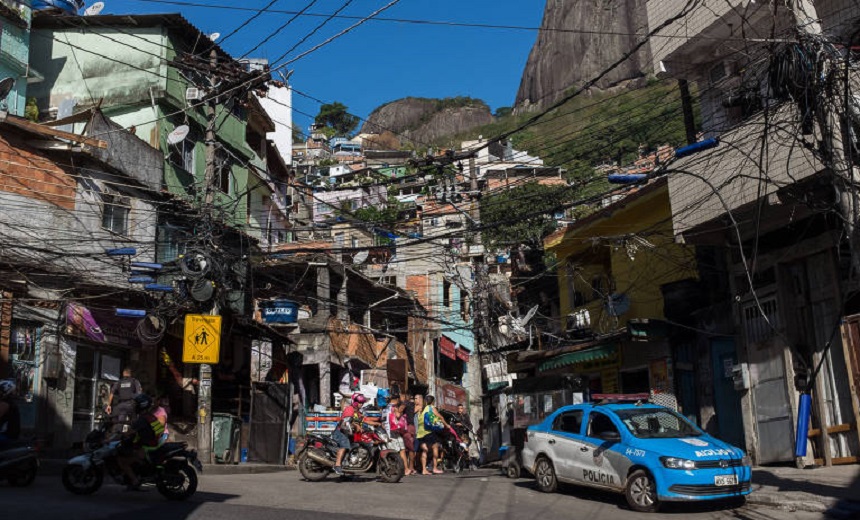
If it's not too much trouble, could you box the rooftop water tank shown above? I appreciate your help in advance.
[32,0,84,14]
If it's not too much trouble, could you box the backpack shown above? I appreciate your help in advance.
[423,407,445,432]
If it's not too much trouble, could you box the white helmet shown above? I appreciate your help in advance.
[0,380,16,399]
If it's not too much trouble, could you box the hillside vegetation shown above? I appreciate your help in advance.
[439,79,697,170]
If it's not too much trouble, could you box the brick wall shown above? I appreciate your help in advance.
[0,133,76,210]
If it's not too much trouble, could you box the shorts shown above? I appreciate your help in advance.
[387,435,405,452]
[331,428,352,450]
[417,433,438,449]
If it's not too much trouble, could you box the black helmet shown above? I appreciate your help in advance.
[133,394,153,413]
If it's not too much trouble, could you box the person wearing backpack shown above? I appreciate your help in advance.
[419,395,449,475]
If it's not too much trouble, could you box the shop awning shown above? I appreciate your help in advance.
[538,344,618,372]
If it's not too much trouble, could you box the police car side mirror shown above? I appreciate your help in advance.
[600,431,621,443]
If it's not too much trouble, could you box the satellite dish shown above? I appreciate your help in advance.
[0,77,14,100]
[352,250,368,265]
[84,1,104,15]
[167,125,190,145]
[208,32,221,42]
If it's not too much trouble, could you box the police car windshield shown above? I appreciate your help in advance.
[615,408,702,439]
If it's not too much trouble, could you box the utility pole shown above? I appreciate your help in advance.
[198,48,219,465]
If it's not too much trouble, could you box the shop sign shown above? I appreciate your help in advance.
[259,299,299,325]
[182,314,222,364]
[439,336,456,360]
[435,378,467,412]
[65,302,141,347]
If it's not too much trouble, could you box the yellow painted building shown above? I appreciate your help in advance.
[545,177,698,334]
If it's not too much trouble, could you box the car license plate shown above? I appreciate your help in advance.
[714,475,738,486]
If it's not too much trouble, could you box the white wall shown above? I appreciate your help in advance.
[257,84,293,166]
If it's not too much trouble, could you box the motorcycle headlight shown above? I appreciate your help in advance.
[661,457,697,470]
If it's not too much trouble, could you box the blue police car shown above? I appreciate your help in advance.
[520,401,752,512]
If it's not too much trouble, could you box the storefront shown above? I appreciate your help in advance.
[63,302,157,442]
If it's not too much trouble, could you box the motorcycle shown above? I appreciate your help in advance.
[0,441,38,487]
[61,421,203,500]
[298,424,404,483]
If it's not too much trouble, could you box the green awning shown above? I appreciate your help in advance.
[538,344,619,372]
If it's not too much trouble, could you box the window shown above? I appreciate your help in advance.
[181,141,195,173]
[587,411,620,439]
[216,150,231,193]
[460,291,470,322]
[591,275,603,301]
[351,237,359,249]
[552,410,584,434]
[101,193,129,236]
[443,280,451,307]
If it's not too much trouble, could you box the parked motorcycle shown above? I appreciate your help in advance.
[0,442,38,487]
[61,423,202,500]
[298,425,404,483]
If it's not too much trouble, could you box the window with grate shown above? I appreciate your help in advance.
[101,193,130,236]
[742,296,780,344]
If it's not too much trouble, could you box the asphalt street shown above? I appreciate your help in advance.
[1,468,825,520]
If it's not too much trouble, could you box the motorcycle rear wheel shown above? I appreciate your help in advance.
[298,451,330,482]
[378,452,404,483]
[62,464,104,495]
[8,459,38,487]
[156,462,198,501]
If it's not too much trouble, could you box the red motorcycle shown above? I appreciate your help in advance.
[298,425,404,483]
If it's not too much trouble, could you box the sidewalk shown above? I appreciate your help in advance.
[748,464,860,517]
[38,458,295,477]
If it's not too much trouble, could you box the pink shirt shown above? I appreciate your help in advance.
[389,412,407,435]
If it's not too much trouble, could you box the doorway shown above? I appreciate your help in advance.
[71,346,124,442]
[710,338,745,449]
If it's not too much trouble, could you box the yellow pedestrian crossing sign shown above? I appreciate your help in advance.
[183,314,222,364]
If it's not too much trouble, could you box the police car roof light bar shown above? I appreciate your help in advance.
[592,393,651,405]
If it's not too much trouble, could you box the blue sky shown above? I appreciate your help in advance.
[112,0,546,131]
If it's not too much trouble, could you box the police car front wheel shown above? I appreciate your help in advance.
[625,469,660,513]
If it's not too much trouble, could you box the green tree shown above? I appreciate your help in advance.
[480,182,572,249]
[315,102,360,137]
[494,106,513,118]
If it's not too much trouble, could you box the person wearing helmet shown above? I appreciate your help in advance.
[116,394,164,490]
[331,392,380,475]
[0,380,21,449]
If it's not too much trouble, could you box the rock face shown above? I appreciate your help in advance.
[515,0,651,112]
[361,97,494,146]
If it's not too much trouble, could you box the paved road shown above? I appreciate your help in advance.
[2,468,824,520]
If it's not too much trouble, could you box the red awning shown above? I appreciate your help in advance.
[456,347,470,362]
[440,336,456,360]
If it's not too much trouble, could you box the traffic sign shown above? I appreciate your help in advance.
[183,314,222,364]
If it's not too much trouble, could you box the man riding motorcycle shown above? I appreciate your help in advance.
[116,394,166,490]
[0,380,21,450]
[332,393,380,475]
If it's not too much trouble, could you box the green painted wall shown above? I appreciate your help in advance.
[31,25,256,229]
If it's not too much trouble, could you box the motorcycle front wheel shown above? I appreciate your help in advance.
[62,464,104,495]
[377,452,404,483]
[8,459,38,487]
[157,462,198,501]
[298,451,330,482]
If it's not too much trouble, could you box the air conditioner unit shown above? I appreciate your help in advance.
[185,87,204,101]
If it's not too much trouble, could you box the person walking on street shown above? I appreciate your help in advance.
[105,368,142,431]
[389,402,411,475]
[420,395,449,475]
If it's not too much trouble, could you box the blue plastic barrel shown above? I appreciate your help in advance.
[795,393,812,457]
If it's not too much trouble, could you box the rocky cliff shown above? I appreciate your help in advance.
[515,0,651,112]
[361,97,494,146]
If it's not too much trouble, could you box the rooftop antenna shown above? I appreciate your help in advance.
[167,124,190,145]
[84,2,105,16]
[0,77,14,111]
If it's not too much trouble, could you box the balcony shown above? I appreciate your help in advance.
[647,0,792,78]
